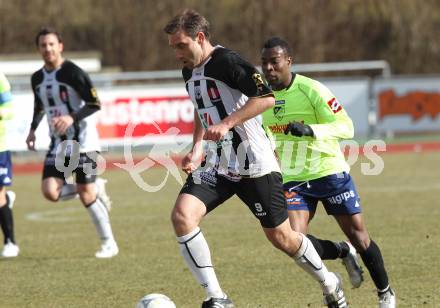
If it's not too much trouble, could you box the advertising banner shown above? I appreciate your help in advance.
[96,86,194,146]
[373,77,440,135]
[6,85,194,151]
[11,77,438,151]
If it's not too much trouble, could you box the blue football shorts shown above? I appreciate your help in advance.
[283,172,362,216]
[0,151,13,187]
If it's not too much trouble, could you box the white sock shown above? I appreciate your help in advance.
[294,233,337,294]
[58,184,78,201]
[86,199,115,243]
[177,227,224,299]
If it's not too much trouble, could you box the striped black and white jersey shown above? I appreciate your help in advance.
[183,46,280,178]
[31,60,101,154]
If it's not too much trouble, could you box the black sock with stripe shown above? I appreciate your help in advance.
[0,202,14,244]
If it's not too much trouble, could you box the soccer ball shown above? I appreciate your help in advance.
[136,293,176,308]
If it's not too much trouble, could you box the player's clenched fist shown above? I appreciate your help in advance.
[203,122,230,141]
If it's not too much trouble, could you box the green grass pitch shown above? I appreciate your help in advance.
[2,152,439,307]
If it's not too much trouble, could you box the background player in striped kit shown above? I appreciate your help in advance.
[261,37,395,308]
[164,10,348,308]
[0,72,18,258]
[25,27,118,259]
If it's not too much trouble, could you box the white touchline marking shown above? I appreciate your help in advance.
[25,206,160,222]
[360,182,440,193]
[25,207,85,222]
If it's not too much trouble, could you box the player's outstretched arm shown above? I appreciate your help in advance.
[204,95,275,141]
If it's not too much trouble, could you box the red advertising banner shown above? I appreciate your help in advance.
[96,95,194,139]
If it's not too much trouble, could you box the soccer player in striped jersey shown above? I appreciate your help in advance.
[0,72,18,258]
[261,37,395,308]
[164,10,347,308]
[25,27,118,259]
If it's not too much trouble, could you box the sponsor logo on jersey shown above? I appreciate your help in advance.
[274,100,285,120]
[252,73,265,92]
[46,86,53,99]
[91,88,98,99]
[60,89,69,103]
[327,97,342,113]
[327,190,356,205]
[202,112,214,126]
[267,123,289,133]
[208,86,221,103]
[195,86,202,100]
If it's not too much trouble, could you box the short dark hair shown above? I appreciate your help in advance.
[163,9,210,40]
[262,37,292,56]
[35,27,62,46]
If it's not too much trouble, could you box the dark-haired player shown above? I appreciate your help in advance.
[164,10,348,308]
[26,27,118,258]
[261,36,395,308]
